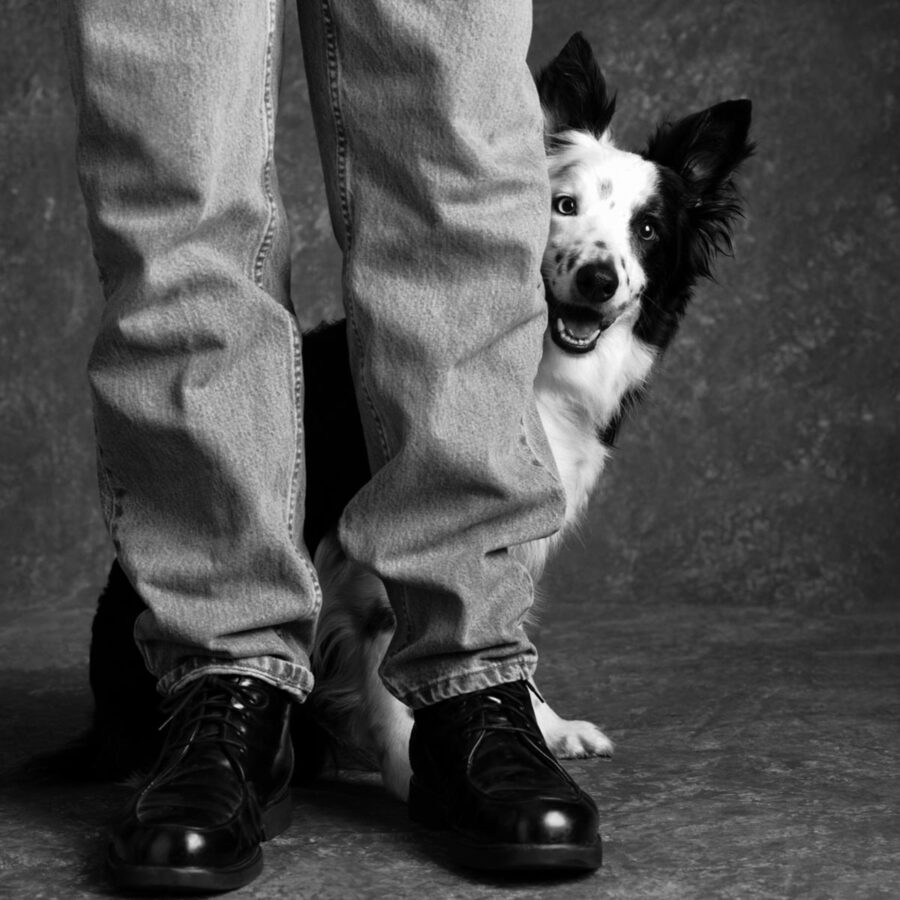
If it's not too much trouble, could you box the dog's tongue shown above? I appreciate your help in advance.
[562,316,600,340]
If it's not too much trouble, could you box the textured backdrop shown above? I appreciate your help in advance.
[2,0,896,644]
[1,2,899,897]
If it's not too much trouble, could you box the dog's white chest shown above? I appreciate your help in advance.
[534,324,656,521]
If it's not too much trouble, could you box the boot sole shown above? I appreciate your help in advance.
[408,779,602,872]
[107,789,292,892]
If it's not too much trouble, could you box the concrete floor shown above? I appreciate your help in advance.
[2,0,899,897]
[3,576,899,899]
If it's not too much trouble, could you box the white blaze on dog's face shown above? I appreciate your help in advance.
[543,130,659,354]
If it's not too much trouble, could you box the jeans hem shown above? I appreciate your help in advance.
[385,658,537,709]
[157,656,313,701]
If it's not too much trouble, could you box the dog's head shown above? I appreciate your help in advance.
[536,34,754,355]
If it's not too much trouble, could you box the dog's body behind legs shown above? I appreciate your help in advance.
[309,529,616,801]
[307,33,753,800]
[84,33,752,801]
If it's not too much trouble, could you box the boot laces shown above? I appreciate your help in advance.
[133,676,271,823]
[458,680,543,739]
[157,675,262,769]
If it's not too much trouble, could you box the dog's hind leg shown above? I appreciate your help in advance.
[311,533,413,801]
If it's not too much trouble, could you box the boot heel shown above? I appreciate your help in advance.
[408,778,446,829]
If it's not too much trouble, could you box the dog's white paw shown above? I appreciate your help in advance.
[543,716,614,759]
[530,689,614,759]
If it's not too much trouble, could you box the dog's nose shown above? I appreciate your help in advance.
[575,261,618,304]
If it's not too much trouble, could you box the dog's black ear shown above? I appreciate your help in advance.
[536,32,616,140]
[646,100,753,193]
[646,99,755,276]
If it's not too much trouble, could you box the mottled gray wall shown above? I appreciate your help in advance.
[1,0,897,664]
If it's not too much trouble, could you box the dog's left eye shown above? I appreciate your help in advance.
[638,220,657,241]
[553,195,577,216]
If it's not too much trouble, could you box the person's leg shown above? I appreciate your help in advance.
[298,0,601,870]
[62,0,313,890]
[63,0,318,698]
[298,0,564,708]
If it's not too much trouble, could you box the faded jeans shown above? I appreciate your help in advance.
[61,0,566,707]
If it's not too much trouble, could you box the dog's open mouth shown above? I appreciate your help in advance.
[548,302,605,354]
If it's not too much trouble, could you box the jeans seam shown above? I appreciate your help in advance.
[286,313,303,540]
[94,422,115,530]
[252,0,278,288]
[319,0,352,254]
[319,0,391,466]
[286,312,324,621]
[395,582,412,671]
[94,416,126,556]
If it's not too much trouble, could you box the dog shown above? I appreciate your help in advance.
[83,33,753,801]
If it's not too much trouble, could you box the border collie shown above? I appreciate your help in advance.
[84,34,753,800]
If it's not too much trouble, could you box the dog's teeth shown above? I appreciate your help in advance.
[553,316,601,351]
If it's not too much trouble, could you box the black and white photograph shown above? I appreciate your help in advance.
[1,0,898,897]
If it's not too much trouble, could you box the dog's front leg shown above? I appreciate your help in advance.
[364,632,414,802]
[529,680,614,759]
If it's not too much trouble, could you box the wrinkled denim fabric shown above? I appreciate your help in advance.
[62,0,565,707]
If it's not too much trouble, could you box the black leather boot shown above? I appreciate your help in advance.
[107,674,294,892]
[409,680,602,872]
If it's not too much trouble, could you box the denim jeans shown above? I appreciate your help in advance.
[61,0,565,707]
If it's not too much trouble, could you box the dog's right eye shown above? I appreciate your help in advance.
[553,195,577,216]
